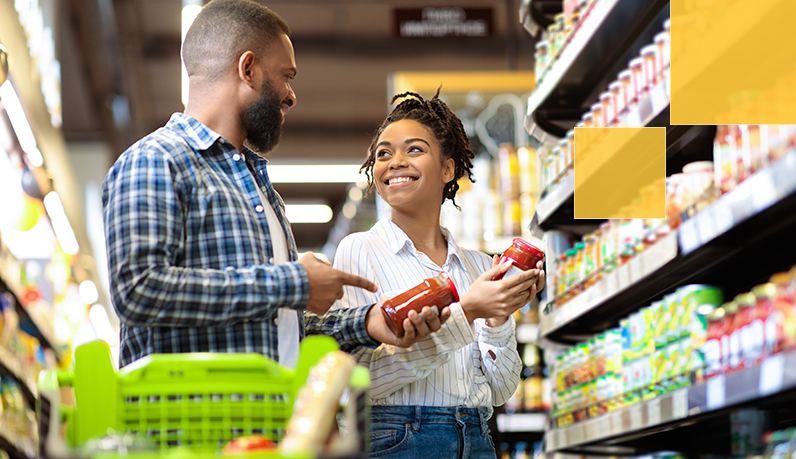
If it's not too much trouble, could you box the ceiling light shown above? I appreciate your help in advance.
[267,164,364,183]
[43,191,80,255]
[285,204,333,223]
[0,81,44,167]
[348,186,363,202]
[79,280,99,304]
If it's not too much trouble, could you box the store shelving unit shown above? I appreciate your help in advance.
[525,0,796,456]
[539,148,796,343]
[497,412,548,433]
[525,0,670,136]
[546,350,796,455]
[0,420,36,459]
[0,345,37,406]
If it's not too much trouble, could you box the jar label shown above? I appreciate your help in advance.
[502,265,526,280]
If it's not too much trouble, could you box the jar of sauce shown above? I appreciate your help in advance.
[381,272,460,337]
[493,237,545,280]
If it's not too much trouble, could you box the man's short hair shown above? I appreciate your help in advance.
[182,0,290,81]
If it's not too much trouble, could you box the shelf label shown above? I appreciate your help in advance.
[673,389,688,418]
[630,405,643,430]
[759,353,785,396]
[751,174,778,212]
[706,375,726,409]
[629,256,643,283]
[649,83,669,115]
[696,212,717,245]
[617,264,631,291]
[611,412,623,436]
[648,398,661,425]
[678,219,700,254]
[711,201,734,236]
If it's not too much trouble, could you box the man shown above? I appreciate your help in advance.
[102,0,447,368]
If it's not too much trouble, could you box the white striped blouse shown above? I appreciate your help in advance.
[332,218,522,414]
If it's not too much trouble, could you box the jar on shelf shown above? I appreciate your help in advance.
[590,102,604,128]
[599,91,615,127]
[556,253,568,304]
[558,138,571,171]
[640,44,659,88]
[573,242,586,289]
[535,41,550,81]
[619,69,635,108]
[599,221,616,272]
[564,248,578,294]
[629,57,646,99]
[581,112,594,128]
[609,81,626,120]
[567,130,576,166]
[582,234,599,288]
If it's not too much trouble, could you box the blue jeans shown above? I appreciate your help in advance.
[368,406,497,459]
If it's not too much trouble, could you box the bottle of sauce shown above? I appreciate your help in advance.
[702,308,726,380]
[724,301,743,372]
[735,292,763,367]
[380,272,460,338]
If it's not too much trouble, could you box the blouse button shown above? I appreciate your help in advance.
[255,205,264,213]
[232,153,242,162]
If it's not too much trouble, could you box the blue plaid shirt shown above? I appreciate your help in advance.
[103,113,377,367]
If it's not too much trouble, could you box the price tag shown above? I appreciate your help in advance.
[712,201,734,235]
[673,389,688,418]
[625,107,643,127]
[629,256,644,283]
[611,412,624,436]
[638,96,654,122]
[648,398,662,425]
[678,219,700,254]
[650,83,669,115]
[630,405,643,430]
[706,375,726,409]
[617,264,631,291]
[759,353,785,396]
[696,212,716,245]
[751,173,778,212]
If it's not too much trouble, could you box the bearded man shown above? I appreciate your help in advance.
[102,0,447,368]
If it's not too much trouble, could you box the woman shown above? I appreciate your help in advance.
[333,89,545,459]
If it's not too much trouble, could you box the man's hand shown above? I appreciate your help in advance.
[365,301,452,347]
[299,253,377,315]
[459,258,544,325]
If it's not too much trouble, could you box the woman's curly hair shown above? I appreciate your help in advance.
[361,87,476,209]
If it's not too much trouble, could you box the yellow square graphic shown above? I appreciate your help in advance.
[671,0,796,125]
[574,127,665,219]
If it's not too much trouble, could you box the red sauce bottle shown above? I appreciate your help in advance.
[380,272,460,338]
[493,238,545,281]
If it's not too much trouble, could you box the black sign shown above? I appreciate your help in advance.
[394,7,493,38]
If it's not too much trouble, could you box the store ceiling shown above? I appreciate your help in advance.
[58,0,537,251]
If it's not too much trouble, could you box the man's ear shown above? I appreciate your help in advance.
[237,51,257,89]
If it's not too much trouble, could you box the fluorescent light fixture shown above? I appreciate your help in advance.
[0,81,44,167]
[181,1,203,106]
[43,191,80,255]
[79,280,99,304]
[348,186,363,202]
[285,204,333,223]
[267,164,364,183]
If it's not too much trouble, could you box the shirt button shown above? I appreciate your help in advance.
[269,257,275,264]
[232,153,241,162]
[255,205,264,213]
[458,373,464,380]
[274,317,279,325]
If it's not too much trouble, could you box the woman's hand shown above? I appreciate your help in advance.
[365,301,452,347]
[459,256,545,326]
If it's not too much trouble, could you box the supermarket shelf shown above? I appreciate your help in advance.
[525,0,669,136]
[516,323,539,344]
[538,148,796,343]
[0,273,59,358]
[496,413,547,433]
[678,149,796,255]
[546,350,796,454]
[0,419,36,459]
[539,231,678,342]
[533,81,713,232]
[0,346,37,408]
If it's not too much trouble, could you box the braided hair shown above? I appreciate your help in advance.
[361,87,476,209]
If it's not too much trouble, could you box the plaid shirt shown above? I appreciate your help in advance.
[103,113,378,367]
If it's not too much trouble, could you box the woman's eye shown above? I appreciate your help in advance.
[376,150,390,158]
[408,146,424,153]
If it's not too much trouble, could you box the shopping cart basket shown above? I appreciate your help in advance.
[37,335,367,458]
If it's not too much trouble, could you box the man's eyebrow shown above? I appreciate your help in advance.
[286,67,297,77]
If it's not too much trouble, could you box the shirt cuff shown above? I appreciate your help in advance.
[267,261,311,310]
[351,304,381,348]
[447,303,476,346]
[477,314,515,345]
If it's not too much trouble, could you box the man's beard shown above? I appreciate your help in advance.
[242,77,283,157]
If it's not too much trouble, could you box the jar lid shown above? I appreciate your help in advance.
[723,301,739,314]
[566,249,577,256]
[618,69,633,80]
[751,283,776,299]
[574,242,585,250]
[629,57,644,68]
[608,81,622,91]
[640,44,658,56]
[439,271,460,302]
[654,32,668,43]
[599,92,612,102]
[734,292,755,307]
[770,272,791,285]
[512,237,545,259]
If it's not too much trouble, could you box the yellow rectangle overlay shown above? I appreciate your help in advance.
[671,0,796,125]
[574,127,665,219]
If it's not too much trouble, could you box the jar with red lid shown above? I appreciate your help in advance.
[493,237,545,281]
[381,272,460,338]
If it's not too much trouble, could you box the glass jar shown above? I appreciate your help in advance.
[590,103,604,128]
[609,81,626,119]
[381,272,459,337]
[629,57,646,98]
[619,69,635,107]
[599,91,615,127]
[493,237,545,280]
[574,242,586,288]
[640,45,658,88]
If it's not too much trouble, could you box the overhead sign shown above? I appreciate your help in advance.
[394,7,493,38]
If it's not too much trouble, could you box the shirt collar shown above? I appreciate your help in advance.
[373,219,463,266]
[167,113,222,152]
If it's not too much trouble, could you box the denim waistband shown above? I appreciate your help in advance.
[370,405,491,433]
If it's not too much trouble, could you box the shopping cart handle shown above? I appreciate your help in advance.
[55,369,74,387]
